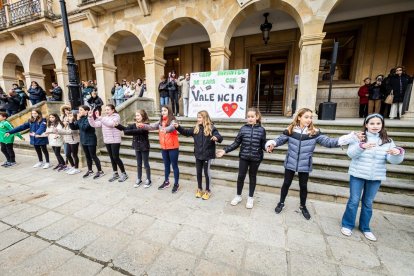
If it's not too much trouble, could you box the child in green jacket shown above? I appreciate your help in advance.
[0,112,23,167]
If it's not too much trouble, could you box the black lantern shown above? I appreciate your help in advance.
[260,13,272,45]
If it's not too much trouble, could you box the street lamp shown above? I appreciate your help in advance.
[260,13,272,45]
[59,0,81,110]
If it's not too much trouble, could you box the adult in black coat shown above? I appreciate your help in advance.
[386,66,412,119]
[49,82,63,101]
[12,84,28,111]
[4,90,20,116]
[27,81,46,105]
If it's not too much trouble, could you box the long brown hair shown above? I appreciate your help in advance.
[247,107,262,125]
[106,104,118,113]
[159,105,176,125]
[194,110,213,136]
[47,113,64,128]
[287,108,317,136]
[29,109,43,123]
[363,114,390,145]
[136,109,149,124]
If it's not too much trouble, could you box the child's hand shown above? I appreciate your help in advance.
[356,131,365,141]
[95,110,100,118]
[361,142,376,149]
[387,148,401,155]
[137,123,144,128]
[29,132,35,136]
[68,114,74,123]
[173,122,179,128]
[216,149,225,158]
[88,110,93,117]
[267,144,275,153]
[160,128,166,133]
[211,136,218,141]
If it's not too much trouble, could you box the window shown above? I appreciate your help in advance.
[319,30,358,82]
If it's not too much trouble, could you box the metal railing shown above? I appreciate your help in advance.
[81,0,105,4]
[3,0,55,27]
[0,8,7,30]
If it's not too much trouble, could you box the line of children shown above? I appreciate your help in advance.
[0,112,24,167]
[174,110,223,200]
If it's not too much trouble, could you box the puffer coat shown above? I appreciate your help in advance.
[347,132,404,181]
[88,113,122,144]
[115,123,150,152]
[142,117,179,150]
[224,124,266,162]
[8,119,48,146]
[69,116,97,146]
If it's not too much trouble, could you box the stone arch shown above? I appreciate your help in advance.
[29,47,56,74]
[60,39,96,69]
[2,53,25,77]
[149,7,215,57]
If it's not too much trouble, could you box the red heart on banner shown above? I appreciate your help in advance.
[222,103,238,117]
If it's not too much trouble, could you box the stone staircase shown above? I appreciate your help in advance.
[98,117,414,214]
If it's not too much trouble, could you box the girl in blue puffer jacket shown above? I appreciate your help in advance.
[266,108,358,220]
[341,113,404,242]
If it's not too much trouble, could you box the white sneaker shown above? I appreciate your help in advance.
[246,197,254,209]
[363,231,377,241]
[33,162,44,168]
[341,227,352,236]
[66,167,75,174]
[134,179,142,188]
[42,162,50,169]
[230,195,242,206]
[143,179,152,188]
[68,168,81,175]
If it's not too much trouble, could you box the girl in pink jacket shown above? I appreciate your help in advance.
[88,104,128,182]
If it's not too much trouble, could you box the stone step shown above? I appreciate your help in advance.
[99,156,414,214]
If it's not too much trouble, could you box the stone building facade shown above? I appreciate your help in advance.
[0,0,413,117]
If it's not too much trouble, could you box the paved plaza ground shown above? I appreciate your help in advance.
[0,154,413,276]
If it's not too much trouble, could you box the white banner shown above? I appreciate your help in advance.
[188,69,249,118]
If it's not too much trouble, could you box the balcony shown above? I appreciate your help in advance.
[0,0,55,31]
[78,0,150,16]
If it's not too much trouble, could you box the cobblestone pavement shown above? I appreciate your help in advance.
[0,155,413,276]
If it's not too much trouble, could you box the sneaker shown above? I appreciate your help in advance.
[176,114,180,117]
[118,173,128,182]
[63,166,71,172]
[143,180,152,188]
[93,171,105,180]
[341,227,352,237]
[42,162,50,169]
[1,161,9,167]
[33,161,44,168]
[300,206,311,220]
[66,167,75,174]
[195,189,203,198]
[172,184,180,193]
[57,165,67,172]
[246,197,254,209]
[108,172,119,182]
[275,202,285,214]
[230,195,242,206]
[134,179,142,188]
[202,190,211,200]
[53,164,61,170]
[83,170,94,178]
[363,231,377,241]
[68,168,81,175]
[7,162,16,167]
[158,180,170,190]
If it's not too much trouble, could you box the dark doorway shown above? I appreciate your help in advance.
[253,62,286,115]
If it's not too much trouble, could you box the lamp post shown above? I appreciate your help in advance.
[260,13,272,45]
[59,0,81,110]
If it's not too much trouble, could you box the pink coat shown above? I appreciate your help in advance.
[88,113,122,144]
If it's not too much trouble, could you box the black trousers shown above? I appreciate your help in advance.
[82,145,101,171]
[237,158,261,197]
[52,146,65,165]
[34,145,49,162]
[169,91,179,115]
[1,143,15,162]
[136,150,151,181]
[280,169,310,206]
[66,143,79,168]
[195,159,212,191]
[359,104,368,118]
[105,143,125,173]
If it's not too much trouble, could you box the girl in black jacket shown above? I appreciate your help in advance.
[69,105,104,179]
[216,108,266,209]
[115,109,152,188]
[174,110,223,200]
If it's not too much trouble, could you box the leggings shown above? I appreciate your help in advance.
[169,91,179,114]
[82,145,102,171]
[105,143,125,173]
[136,150,151,181]
[52,146,65,165]
[161,148,179,184]
[195,159,212,191]
[237,158,261,197]
[1,143,15,162]
[34,145,49,162]
[66,143,79,168]
[280,169,310,206]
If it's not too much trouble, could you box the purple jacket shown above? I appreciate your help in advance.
[88,113,122,144]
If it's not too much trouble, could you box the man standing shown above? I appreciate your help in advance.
[387,66,411,119]
[178,73,190,117]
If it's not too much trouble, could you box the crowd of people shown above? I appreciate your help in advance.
[158,71,191,117]
[358,65,412,119]
[0,102,405,242]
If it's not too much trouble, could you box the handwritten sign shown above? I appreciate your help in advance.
[188,69,249,118]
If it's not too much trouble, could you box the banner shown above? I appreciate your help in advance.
[188,69,249,118]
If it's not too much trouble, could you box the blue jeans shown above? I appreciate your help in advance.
[342,175,381,232]
[161,149,179,185]
[160,96,169,107]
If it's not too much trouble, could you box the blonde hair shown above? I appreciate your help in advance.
[194,110,213,136]
[247,107,262,125]
[287,108,317,136]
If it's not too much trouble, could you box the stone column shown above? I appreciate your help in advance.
[296,33,326,112]
[23,72,46,91]
[209,47,231,71]
[54,68,69,103]
[402,84,414,120]
[93,63,117,105]
[0,75,18,91]
[143,56,166,109]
